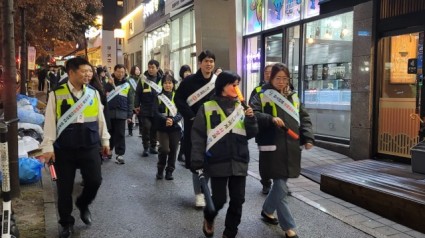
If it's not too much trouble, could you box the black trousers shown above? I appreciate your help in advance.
[38,77,45,91]
[55,146,102,227]
[141,116,157,149]
[204,176,246,238]
[110,118,126,155]
[157,130,180,171]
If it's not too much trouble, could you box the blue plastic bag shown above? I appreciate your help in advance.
[18,157,43,184]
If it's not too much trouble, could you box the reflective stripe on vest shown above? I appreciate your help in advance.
[142,76,162,94]
[55,85,99,127]
[158,92,177,117]
[107,82,130,102]
[259,91,300,117]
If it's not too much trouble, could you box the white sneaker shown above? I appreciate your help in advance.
[115,155,125,164]
[195,193,206,208]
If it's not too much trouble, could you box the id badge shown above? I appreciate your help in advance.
[77,114,84,123]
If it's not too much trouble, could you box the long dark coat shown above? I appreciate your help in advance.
[250,84,314,179]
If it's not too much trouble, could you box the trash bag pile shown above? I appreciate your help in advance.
[13,94,46,184]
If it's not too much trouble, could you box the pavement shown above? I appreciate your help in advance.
[41,138,425,238]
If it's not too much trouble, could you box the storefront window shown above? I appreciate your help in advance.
[303,11,353,140]
[283,0,301,24]
[169,11,196,79]
[265,0,284,29]
[245,36,262,97]
[303,0,320,19]
[171,19,180,51]
[287,26,300,92]
[145,24,170,70]
[265,33,283,66]
[182,13,191,46]
[245,0,262,34]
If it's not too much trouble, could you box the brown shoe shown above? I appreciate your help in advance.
[202,219,214,237]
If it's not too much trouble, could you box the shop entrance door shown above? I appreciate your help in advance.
[377,32,423,159]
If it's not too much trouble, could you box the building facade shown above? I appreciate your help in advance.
[119,0,425,161]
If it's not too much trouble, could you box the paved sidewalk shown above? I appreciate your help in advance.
[247,139,425,238]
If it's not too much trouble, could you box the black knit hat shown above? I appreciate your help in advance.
[215,71,240,96]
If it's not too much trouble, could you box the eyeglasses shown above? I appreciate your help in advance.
[273,77,290,82]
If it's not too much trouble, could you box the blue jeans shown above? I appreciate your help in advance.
[193,172,209,194]
[262,178,296,230]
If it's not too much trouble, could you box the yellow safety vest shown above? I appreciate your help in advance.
[259,91,300,117]
[204,100,246,136]
[55,84,99,123]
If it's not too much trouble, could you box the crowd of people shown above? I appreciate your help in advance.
[39,50,314,238]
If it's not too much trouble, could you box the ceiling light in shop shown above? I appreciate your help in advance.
[331,20,342,28]
[324,30,332,40]
[307,35,314,44]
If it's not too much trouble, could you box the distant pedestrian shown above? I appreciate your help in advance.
[127,65,141,136]
[37,66,47,91]
[176,64,192,163]
[134,60,163,157]
[250,63,315,238]
[104,64,134,164]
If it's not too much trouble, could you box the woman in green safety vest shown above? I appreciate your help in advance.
[250,63,315,238]
[153,73,182,180]
[191,71,258,238]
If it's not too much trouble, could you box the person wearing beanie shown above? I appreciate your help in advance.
[190,71,258,238]
[175,50,217,208]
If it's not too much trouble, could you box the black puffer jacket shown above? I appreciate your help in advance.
[251,84,314,179]
[191,95,258,177]
[174,69,215,120]
[134,71,162,117]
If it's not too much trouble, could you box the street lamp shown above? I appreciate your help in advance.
[114,28,125,65]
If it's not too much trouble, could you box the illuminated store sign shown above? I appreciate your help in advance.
[247,51,261,72]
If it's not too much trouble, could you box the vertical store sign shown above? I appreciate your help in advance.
[28,46,36,70]
[101,30,116,72]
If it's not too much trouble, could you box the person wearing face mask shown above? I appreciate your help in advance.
[40,58,110,237]
[250,63,314,238]
[104,64,134,164]
[191,71,258,238]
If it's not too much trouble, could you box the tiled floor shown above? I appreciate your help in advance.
[247,139,425,238]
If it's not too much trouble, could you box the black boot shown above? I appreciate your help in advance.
[156,168,164,179]
[142,148,149,157]
[165,170,174,180]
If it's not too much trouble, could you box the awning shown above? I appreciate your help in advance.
[145,14,170,33]
[170,4,193,19]
[75,46,101,57]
